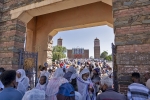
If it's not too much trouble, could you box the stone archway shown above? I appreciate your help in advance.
[26,1,113,65]
[0,0,149,93]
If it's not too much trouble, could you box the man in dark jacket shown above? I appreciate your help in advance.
[97,77,126,100]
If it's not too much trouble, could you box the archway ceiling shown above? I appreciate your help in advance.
[49,21,113,37]
[10,0,112,23]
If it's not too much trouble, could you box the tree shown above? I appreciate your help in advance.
[100,51,108,59]
[52,46,67,61]
[100,51,112,61]
[105,55,112,61]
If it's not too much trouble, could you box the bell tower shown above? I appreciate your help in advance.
[94,38,100,59]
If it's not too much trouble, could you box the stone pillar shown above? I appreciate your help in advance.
[47,40,53,66]
[0,19,26,70]
[113,0,150,93]
[46,36,53,66]
[0,1,26,70]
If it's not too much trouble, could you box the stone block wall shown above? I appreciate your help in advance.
[113,0,150,93]
[0,0,44,69]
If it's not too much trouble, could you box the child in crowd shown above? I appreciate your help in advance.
[35,75,47,91]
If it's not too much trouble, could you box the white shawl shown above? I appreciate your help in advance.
[16,69,29,93]
[22,89,45,100]
[77,68,96,100]
[45,68,68,100]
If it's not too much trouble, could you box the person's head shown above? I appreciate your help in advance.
[102,70,105,74]
[0,67,5,74]
[0,70,16,88]
[93,68,100,75]
[146,79,150,90]
[16,69,26,79]
[40,76,47,85]
[44,66,47,71]
[39,65,44,71]
[82,73,89,81]
[144,72,150,81]
[57,83,75,100]
[53,68,64,78]
[80,68,90,81]
[95,63,98,67]
[108,67,112,71]
[100,77,113,92]
[68,66,76,73]
[131,72,140,83]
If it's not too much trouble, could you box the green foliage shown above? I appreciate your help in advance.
[100,51,108,59]
[52,46,66,61]
[105,55,112,61]
[100,51,112,61]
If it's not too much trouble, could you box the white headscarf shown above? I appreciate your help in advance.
[67,66,76,73]
[16,69,26,82]
[22,89,45,100]
[77,68,96,100]
[68,66,78,82]
[40,71,49,78]
[45,68,68,100]
[53,68,65,78]
[35,75,48,91]
[16,69,29,93]
[77,67,90,95]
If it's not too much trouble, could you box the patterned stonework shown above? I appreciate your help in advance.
[47,40,53,66]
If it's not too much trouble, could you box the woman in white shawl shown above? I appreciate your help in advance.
[45,68,68,100]
[16,69,29,94]
[77,67,96,100]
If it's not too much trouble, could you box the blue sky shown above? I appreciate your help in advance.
[52,25,114,57]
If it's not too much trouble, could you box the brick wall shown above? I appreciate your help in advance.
[0,0,45,69]
[113,0,150,93]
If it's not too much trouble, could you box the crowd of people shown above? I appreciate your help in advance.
[0,59,150,100]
